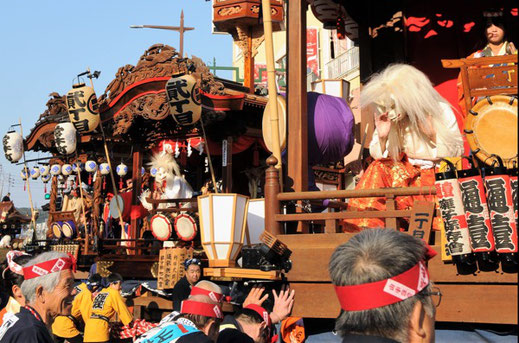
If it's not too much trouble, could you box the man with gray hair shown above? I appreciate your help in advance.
[0,251,77,343]
[329,229,439,343]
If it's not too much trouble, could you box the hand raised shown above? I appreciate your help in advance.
[243,284,269,308]
[270,285,295,324]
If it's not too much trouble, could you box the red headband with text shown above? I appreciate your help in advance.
[22,256,76,280]
[190,286,224,303]
[334,260,430,311]
[245,304,272,327]
[180,299,223,319]
[4,250,29,276]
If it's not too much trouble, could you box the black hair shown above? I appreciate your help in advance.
[106,272,123,285]
[184,258,202,270]
[87,273,102,286]
[234,308,264,324]
[1,254,32,297]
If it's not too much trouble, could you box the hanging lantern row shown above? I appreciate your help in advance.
[116,162,128,190]
[62,164,73,176]
[3,131,24,163]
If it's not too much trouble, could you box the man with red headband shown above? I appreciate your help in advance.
[0,251,77,343]
[135,280,223,342]
[329,229,439,343]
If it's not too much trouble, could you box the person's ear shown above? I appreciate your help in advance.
[408,301,427,342]
[11,285,24,303]
[35,285,45,303]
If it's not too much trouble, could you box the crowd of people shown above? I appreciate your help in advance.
[0,228,440,343]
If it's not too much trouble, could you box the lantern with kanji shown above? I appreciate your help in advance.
[54,122,77,155]
[66,83,100,133]
[3,130,23,163]
[62,164,73,176]
[40,165,50,177]
[165,74,202,126]
[30,166,40,180]
[50,164,61,176]
[116,162,128,189]
[198,193,249,267]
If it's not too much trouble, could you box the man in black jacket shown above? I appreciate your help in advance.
[171,258,202,311]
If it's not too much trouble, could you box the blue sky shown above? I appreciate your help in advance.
[0,1,233,208]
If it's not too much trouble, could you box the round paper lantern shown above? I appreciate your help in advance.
[66,83,100,133]
[41,173,51,183]
[150,167,158,177]
[310,0,342,29]
[72,162,84,173]
[40,165,50,176]
[85,160,97,173]
[30,166,40,179]
[62,164,73,176]
[54,122,77,155]
[20,169,28,180]
[99,163,110,175]
[165,74,202,126]
[3,131,23,163]
[141,167,145,175]
[50,164,61,176]
[116,163,128,177]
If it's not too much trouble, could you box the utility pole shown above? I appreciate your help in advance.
[130,10,194,58]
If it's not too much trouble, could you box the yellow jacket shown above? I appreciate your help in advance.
[83,286,133,342]
[52,282,92,338]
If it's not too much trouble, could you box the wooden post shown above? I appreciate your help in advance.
[222,137,233,193]
[385,194,397,230]
[130,146,142,254]
[264,156,282,235]
[287,0,308,233]
[92,171,103,240]
[46,175,58,238]
[243,27,255,93]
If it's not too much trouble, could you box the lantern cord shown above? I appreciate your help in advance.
[199,115,218,193]
[86,67,125,231]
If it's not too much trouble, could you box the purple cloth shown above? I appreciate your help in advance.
[307,92,355,165]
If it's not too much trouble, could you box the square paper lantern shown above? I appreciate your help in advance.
[198,193,249,267]
[312,79,350,103]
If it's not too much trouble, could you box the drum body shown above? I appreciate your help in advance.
[465,95,518,168]
[150,213,173,241]
[61,220,77,239]
[51,222,62,239]
[109,195,125,219]
[174,213,198,241]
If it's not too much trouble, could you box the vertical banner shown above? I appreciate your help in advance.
[307,27,319,79]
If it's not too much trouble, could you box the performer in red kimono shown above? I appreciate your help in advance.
[343,64,464,231]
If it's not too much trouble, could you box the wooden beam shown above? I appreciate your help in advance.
[130,145,142,254]
[287,0,308,232]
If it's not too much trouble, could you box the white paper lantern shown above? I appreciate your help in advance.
[40,165,50,176]
[99,163,110,175]
[62,164,73,176]
[30,166,40,179]
[54,122,77,155]
[72,162,84,173]
[150,167,158,177]
[66,83,100,133]
[198,193,249,267]
[41,173,51,183]
[50,164,61,176]
[20,169,28,180]
[165,74,202,126]
[141,167,145,175]
[3,131,23,163]
[116,163,128,177]
[85,160,97,173]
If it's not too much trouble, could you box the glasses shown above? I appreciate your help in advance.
[423,286,442,307]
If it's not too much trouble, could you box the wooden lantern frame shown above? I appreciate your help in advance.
[198,193,250,267]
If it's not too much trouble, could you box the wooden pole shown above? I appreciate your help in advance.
[18,118,37,239]
[74,152,89,254]
[130,146,142,255]
[199,115,218,193]
[261,0,283,188]
[264,156,282,235]
[243,26,255,93]
[287,0,308,232]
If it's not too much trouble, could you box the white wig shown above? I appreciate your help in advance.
[361,64,463,160]
[148,152,181,177]
[21,251,69,304]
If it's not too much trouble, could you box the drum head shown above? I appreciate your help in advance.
[174,214,197,241]
[151,214,172,241]
[109,195,125,219]
[62,221,75,238]
[51,222,62,238]
[262,95,287,152]
[465,95,518,168]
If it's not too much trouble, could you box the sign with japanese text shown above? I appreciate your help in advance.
[157,247,193,290]
[307,27,319,78]
[408,201,435,244]
[166,74,202,126]
[66,83,100,133]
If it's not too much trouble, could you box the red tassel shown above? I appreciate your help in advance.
[102,177,106,190]
[88,174,92,185]
[24,181,26,191]
[44,183,47,193]
[119,178,123,190]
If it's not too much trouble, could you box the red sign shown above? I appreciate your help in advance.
[307,27,319,77]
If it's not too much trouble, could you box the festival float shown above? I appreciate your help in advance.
[1,0,517,331]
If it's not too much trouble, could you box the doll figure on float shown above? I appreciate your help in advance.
[343,64,464,232]
[140,152,193,210]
